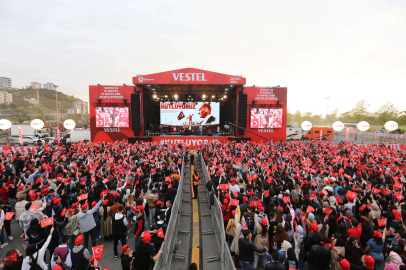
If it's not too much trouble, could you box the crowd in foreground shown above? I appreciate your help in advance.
[0,139,404,270]
[200,140,406,270]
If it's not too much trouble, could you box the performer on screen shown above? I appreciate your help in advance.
[198,103,215,125]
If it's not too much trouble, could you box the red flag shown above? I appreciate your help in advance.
[92,245,104,261]
[323,208,333,215]
[157,228,165,239]
[41,217,53,227]
[378,219,386,226]
[1,252,17,263]
[4,212,14,220]
[29,204,39,212]
[306,206,315,213]
[230,199,238,206]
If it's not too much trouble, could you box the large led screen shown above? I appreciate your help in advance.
[250,108,282,128]
[95,107,129,127]
[160,102,219,126]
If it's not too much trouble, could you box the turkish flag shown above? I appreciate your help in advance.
[157,228,166,239]
[92,245,104,261]
[41,217,53,228]
[307,206,315,213]
[230,199,238,206]
[250,201,258,207]
[394,192,404,201]
[60,208,67,217]
[1,252,17,263]
[29,204,39,212]
[378,218,386,226]
[283,196,290,204]
[4,212,14,220]
[323,208,333,215]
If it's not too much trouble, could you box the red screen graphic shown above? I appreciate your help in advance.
[95,107,129,128]
[250,108,282,128]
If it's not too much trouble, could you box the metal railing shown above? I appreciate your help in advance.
[199,155,235,270]
[153,155,186,270]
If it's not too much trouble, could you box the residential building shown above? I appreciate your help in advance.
[72,101,89,114]
[43,83,56,90]
[0,77,12,89]
[30,82,42,89]
[0,92,13,104]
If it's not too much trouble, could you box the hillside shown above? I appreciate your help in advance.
[0,88,84,117]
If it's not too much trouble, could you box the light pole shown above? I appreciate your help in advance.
[54,84,59,127]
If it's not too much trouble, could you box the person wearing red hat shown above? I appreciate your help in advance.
[71,234,91,270]
[120,244,134,270]
[132,231,163,270]
[77,195,106,250]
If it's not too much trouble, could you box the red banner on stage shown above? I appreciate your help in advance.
[150,136,229,148]
[133,68,246,85]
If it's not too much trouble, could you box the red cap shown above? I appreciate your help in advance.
[340,259,351,270]
[81,203,89,210]
[312,222,319,232]
[261,218,268,226]
[143,231,151,244]
[364,255,375,269]
[122,244,130,253]
[75,235,83,245]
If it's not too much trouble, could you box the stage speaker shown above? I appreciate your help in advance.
[237,94,247,135]
[131,93,142,135]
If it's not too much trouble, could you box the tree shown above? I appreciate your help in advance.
[375,102,399,124]
[350,100,369,122]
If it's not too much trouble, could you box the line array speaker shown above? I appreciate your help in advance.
[131,93,142,135]
[237,94,247,135]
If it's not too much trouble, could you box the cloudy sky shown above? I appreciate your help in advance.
[1,0,405,115]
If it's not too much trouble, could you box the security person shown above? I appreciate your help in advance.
[192,170,199,199]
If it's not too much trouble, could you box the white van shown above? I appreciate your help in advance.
[64,129,90,143]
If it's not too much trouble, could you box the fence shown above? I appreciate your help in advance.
[153,155,185,270]
[199,155,235,270]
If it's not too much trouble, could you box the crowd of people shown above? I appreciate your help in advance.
[200,140,406,270]
[0,140,185,270]
[0,138,404,270]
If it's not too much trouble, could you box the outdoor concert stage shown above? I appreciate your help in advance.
[89,68,288,144]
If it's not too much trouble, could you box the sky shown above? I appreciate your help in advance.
[1,0,405,116]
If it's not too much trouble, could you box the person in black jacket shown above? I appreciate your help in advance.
[264,250,285,270]
[238,229,268,270]
[307,234,331,270]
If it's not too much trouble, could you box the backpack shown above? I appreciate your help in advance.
[29,254,43,270]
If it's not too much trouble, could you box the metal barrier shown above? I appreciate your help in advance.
[199,155,235,270]
[153,155,185,270]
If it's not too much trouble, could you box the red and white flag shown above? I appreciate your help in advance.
[157,228,165,239]
[2,252,17,263]
[92,245,104,261]
[18,126,22,145]
[41,217,53,228]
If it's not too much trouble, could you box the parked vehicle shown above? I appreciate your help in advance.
[286,127,302,141]
[64,129,90,143]
[4,137,27,146]
[302,126,334,140]
[10,125,48,138]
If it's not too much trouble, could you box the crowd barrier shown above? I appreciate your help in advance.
[199,155,234,270]
[153,155,185,270]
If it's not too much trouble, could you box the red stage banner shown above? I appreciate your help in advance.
[150,136,229,148]
[133,68,246,85]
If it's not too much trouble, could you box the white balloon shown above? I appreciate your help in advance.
[301,121,312,131]
[384,121,398,131]
[0,119,11,130]
[31,119,44,130]
[332,121,344,131]
[357,121,370,132]
[63,119,76,130]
